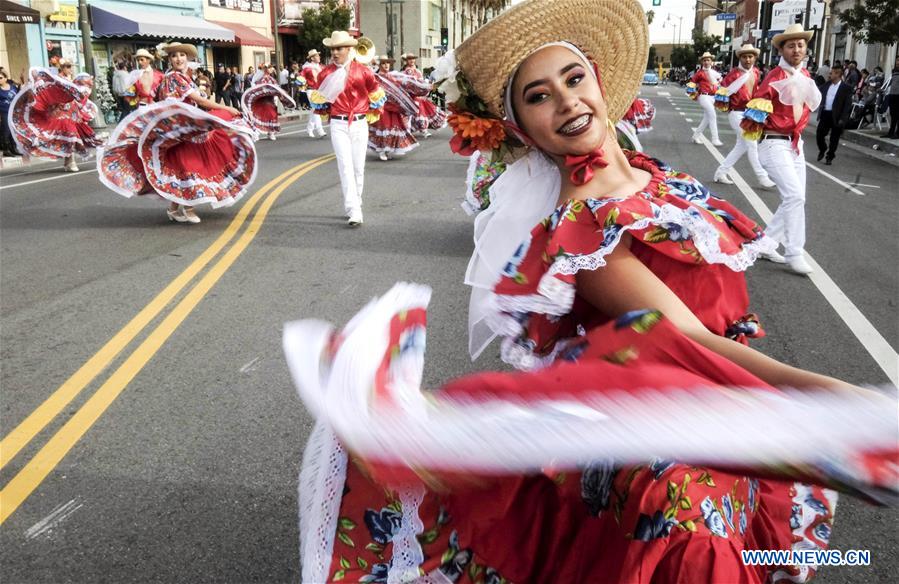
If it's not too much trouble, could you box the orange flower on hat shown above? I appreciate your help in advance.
[448,111,506,156]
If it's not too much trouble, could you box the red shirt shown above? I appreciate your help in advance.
[752,66,813,143]
[690,69,718,95]
[402,65,423,81]
[302,62,322,90]
[317,60,381,117]
[722,67,760,111]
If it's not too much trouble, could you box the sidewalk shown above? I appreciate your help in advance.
[1,109,314,174]
[805,117,899,167]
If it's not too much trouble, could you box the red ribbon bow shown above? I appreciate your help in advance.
[564,148,608,186]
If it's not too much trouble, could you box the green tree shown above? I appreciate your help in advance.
[691,29,722,60]
[838,0,899,45]
[297,0,352,64]
[647,46,657,70]
[670,45,696,69]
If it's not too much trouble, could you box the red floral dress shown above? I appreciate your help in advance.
[241,72,296,133]
[97,71,257,208]
[402,65,446,132]
[305,153,845,584]
[368,72,432,156]
[9,68,101,159]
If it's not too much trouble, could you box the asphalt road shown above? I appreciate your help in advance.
[0,93,896,584]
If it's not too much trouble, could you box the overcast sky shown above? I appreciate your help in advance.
[638,0,698,45]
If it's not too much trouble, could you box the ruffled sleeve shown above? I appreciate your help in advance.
[740,98,773,140]
[487,154,775,370]
[162,71,197,101]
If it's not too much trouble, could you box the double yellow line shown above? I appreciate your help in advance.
[0,154,334,524]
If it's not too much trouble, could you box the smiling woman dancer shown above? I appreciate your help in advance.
[97,42,256,225]
[284,2,898,583]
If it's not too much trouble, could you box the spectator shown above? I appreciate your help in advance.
[815,59,830,87]
[279,63,290,92]
[244,66,255,90]
[816,65,853,165]
[843,60,860,89]
[214,64,229,104]
[881,56,899,139]
[857,68,870,96]
[111,60,132,121]
[230,66,243,109]
[0,69,20,157]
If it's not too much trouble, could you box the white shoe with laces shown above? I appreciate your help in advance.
[757,175,776,189]
[713,169,734,184]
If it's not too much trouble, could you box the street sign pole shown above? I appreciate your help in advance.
[77,0,106,129]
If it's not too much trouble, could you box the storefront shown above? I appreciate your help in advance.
[0,0,43,75]
[204,0,274,71]
[43,2,82,71]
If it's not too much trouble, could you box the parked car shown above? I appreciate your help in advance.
[642,71,659,85]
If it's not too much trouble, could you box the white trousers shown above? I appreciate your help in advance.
[330,118,368,215]
[694,94,720,142]
[718,111,768,179]
[306,101,324,135]
[758,138,806,259]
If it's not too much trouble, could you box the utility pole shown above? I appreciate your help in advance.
[271,0,281,68]
[77,0,105,128]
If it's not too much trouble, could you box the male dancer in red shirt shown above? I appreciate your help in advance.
[714,44,775,189]
[302,49,326,138]
[690,52,723,146]
[744,24,820,275]
[310,31,385,227]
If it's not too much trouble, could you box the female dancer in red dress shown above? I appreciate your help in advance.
[8,59,102,172]
[242,64,296,141]
[401,53,446,136]
[368,56,432,161]
[284,2,898,583]
[97,42,256,225]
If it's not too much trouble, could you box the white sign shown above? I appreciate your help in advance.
[771,0,825,31]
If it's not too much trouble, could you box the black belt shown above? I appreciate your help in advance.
[331,113,367,121]
[761,134,790,141]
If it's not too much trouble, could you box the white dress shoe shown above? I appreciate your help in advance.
[711,139,724,147]
[787,256,813,275]
[378,151,388,161]
[757,175,776,189]
[691,134,703,144]
[307,130,315,138]
[347,211,363,226]
[713,169,734,184]
[269,132,277,141]
[759,249,786,263]
[167,208,187,223]
[182,207,201,224]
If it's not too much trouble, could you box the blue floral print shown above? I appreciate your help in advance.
[359,563,389,583]
[721,494,735,531]
[582,460,619,516]
[813,523,832,543]
[700,496,729,538]
[364,506,403,545]
[648,459,675,479]
[804,494,829,516]
[634,510,678,541]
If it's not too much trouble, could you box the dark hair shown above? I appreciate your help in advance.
[832,64,843,72]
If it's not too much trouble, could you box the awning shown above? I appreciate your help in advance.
[1,0,40,24]
[90,5,234,42]
[209,21,274,48]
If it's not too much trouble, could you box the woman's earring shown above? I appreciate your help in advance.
[607,118,616,134]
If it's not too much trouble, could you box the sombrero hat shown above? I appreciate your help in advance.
[134,48,154,60]
[378,55,395,65]
[772,23,814,49]
[735,43,760,57]
[322,30,358,48]
[307,49,320,58]
[401,53,416,60]
[699,52,715,61]
[454,0,648,122]
[159,42,198,60]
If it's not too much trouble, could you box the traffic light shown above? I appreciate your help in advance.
[652,0,661,6]
[724,28,732,44]
[440,27,448,47]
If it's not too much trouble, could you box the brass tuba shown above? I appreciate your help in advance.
[355,37,376,65]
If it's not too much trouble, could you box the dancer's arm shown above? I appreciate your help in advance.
[575,234,852,390]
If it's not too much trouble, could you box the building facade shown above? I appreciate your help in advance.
[822,0,897,73]
[203,0,275,71]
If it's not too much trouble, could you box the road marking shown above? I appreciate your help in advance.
[805,162,865,195]
[697,135,897,385]
[685,118,694,122]
[24,498,83,539]
[0,159,325,471]
[0,155,334,525]
[657,91,671,96]
[1,168,99,189]
[848,183,880,189]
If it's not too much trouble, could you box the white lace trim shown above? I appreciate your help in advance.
[387,482,427,584]
[298,421,348,584]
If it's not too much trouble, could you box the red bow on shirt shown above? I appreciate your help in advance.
[564,148,608,186]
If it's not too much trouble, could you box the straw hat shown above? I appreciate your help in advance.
[57,58,72,67]
[772,23,814,49]
[453,0,648,122]
[699,52,715,61]
[735,43,760,57]
[378,55,395,65]
[322,30,358,48]
[160,42,198,60]
[402,53,416,60]
[307,49,320,58]
[134,48,154,60]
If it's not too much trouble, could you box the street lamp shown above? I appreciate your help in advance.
[665,13,683,46]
